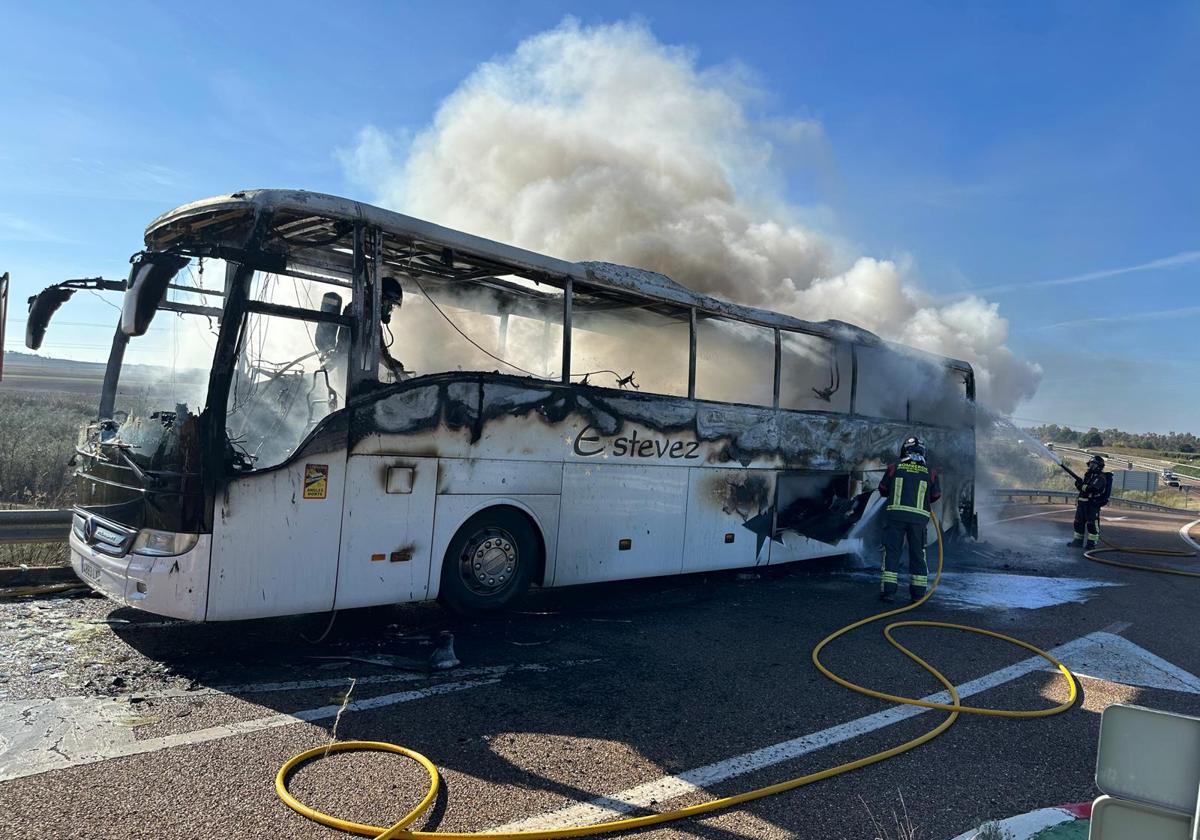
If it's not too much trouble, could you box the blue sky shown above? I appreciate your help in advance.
[1,1,1197,432]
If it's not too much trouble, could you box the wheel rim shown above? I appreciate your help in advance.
[458,527,518,597]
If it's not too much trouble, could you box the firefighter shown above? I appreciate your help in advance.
[877,436,942,603]
[331,276,408,382]
[378,276,407,382]
[1070,455,1111,549]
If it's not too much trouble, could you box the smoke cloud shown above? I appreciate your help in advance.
[340,18,1041,412]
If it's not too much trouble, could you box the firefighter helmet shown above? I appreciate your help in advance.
[380,276,403,325]
[900,436,925,459]
[1087,454,1105,471]
[381,276,404,305]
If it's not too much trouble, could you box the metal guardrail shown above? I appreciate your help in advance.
[992,488,1196,515]
[0,508,73,544]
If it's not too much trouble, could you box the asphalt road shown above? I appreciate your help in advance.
[2,504,1198,840]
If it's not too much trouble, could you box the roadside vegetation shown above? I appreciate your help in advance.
[982,436,1197,511]
[1028,423,1200,478]
[0,389,95,567]
[1028,423,1199,457]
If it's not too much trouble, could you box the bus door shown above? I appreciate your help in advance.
[334,456,438,609]
[208,453,349,619]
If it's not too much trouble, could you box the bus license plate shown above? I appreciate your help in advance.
[81,558,101,582]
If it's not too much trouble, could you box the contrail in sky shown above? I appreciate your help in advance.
[1039,304,1200,330]
[965,249,1200,297]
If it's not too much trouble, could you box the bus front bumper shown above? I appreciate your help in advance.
[69,526,211,622]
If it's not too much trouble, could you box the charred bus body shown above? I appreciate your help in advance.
[25,190,977,621]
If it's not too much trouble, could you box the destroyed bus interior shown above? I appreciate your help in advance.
[26,190,975,587]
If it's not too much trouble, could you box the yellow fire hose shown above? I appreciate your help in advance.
[276,511,1085,839]
[1085,538,1199,577]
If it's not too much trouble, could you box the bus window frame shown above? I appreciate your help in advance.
[555,272,975,423]
[203,260,364,481]
[200,218,978,483]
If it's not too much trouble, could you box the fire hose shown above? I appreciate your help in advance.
[275,510,1085,838]
[1085,535,1199,577]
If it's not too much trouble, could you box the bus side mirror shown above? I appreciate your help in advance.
[121,252,190,337]
[314,292,343,354]
[25,285,76,350]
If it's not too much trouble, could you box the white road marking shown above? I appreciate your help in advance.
[1180,518,1200,553]
[493,629,1190,833]
[0,662,576,783]
[1040,632,1200,694]
[947,807,1077,840]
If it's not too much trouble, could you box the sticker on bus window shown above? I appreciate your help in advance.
[303,464,329,500]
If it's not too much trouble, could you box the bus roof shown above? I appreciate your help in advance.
[145,189,972,374]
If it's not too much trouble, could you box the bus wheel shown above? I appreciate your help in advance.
[439,508,539,613]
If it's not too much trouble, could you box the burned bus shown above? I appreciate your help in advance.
[24,190,976,620]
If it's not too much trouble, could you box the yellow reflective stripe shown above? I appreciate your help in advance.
[911,575,928,585]
[886,504,930,517]
[892,476,904,508]
[881,572,899,582]
[915,480,927,512]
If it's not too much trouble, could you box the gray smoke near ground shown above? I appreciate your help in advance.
[339,18,1041,413]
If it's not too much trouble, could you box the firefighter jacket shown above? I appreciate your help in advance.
[878,459,942,524]
[1076,468,1112,507]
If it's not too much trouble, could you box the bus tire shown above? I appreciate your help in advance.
[439,507,539,613]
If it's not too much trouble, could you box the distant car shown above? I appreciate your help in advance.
[1127,460,1134,469]
[1045,442,1055,451]
[1167,478,1181,488]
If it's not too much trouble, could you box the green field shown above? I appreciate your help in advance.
[0,388,96,566]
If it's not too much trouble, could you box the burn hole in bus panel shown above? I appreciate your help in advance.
[774,471,874,546]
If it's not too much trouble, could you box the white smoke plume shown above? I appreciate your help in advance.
[340,18,1041,412]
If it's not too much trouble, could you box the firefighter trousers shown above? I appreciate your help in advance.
[881,518,929,599]
[1073,501,1101,546]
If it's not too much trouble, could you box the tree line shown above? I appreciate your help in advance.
[1027,424,1198,454]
